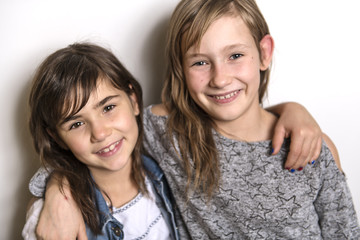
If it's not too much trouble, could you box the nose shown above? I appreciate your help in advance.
[90,121,112,143]
[209,63,232,88]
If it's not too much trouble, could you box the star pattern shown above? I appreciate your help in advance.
[106,107,360,239]
[277,195,302,217]
[28,108,360,240]
[250,203,272,220]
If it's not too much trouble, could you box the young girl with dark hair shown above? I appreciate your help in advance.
[22,43,179,239]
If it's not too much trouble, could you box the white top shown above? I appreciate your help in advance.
[110,177,171,240]
[22,177,172,240]
[22,198,43,240]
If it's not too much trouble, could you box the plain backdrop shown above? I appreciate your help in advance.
[0,0,359,238]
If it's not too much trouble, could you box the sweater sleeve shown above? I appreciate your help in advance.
[28,167,51,198]
[314,143,360,239]
[22,198,44,240]
[142,105,168,163]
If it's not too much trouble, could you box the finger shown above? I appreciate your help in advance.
[35,225,46,240]
[310,137,322,165]
[284,136,304,170]
[35,229,41,240]
[271,126,287,155]
[291,138,311,170]
[294,139,317,170]
[303,138,317,166]
[36,212,46,240]
[77,219,88,240]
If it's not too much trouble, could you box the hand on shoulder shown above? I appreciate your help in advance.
[151,104,169,116]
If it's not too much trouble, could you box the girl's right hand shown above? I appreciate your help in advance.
[36,176,87,240]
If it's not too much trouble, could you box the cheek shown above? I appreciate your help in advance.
[62,134,88,158]
[113,110,139,138]
[185,70,207,95]
[121,117,139,148]
[238,58,262,85]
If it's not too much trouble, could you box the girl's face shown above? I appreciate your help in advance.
[56,79,140,177]
[182,15,273,129]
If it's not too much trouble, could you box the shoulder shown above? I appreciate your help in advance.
[143,104,169,140]
[150,104,168,116]
[143,104,168,131]
[141,155,164,181]
[322,133,343,172]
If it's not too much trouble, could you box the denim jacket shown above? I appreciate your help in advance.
[86,155,180,240]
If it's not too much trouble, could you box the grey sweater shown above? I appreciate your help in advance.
[29,105,360,239]
[142,106,360,239]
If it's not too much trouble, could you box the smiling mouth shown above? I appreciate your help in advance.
[97,141,121,154]
[210,90,240,100]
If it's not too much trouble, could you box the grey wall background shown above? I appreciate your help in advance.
[0,0,358,238]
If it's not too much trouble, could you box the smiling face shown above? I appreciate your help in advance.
[56,79,140,177]
[182,15,273,129]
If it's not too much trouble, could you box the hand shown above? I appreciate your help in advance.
[270,102,322,170]
[36,176,87,240]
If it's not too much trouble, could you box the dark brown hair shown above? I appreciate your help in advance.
[162,0,271,198]
[29,43,145,234]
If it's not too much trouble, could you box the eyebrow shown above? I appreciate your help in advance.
[185,43,250,59]
[95,95,119,109]
[60,95,120,125]
[223,43,250,52]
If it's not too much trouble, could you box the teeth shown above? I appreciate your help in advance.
[214,90,238,100]
[99,141,119,154]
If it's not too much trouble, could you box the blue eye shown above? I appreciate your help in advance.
[104,105,115,113]
[70,121,83,130]
[230,54,242,60]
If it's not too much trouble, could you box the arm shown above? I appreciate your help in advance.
[34,174,87,240]
[267,102,322,170]
[28,167,87,239]
[22,190,87,240]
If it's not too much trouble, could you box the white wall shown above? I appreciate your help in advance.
[0,0,358,238]
[260,0,360,228]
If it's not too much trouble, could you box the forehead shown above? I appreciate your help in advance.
[91,79,124,99]
[183,15,254,54]
[60,78,123,117]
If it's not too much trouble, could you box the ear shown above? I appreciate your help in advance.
[129,91,140,116]
[259,34,274,71]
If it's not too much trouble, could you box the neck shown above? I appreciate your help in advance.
[90,163,139,208]
[215,105,278,142]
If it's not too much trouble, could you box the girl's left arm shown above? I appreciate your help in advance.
[267,102,322,170]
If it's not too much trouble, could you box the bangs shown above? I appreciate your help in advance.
[182,1,234,53]
[53,57,101,126]
[59,80,95,124]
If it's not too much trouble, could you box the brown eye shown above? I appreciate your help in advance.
[104,105,115,113]
[70,121,83,130]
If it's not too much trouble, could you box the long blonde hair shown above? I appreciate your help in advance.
[162,0,271,198]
